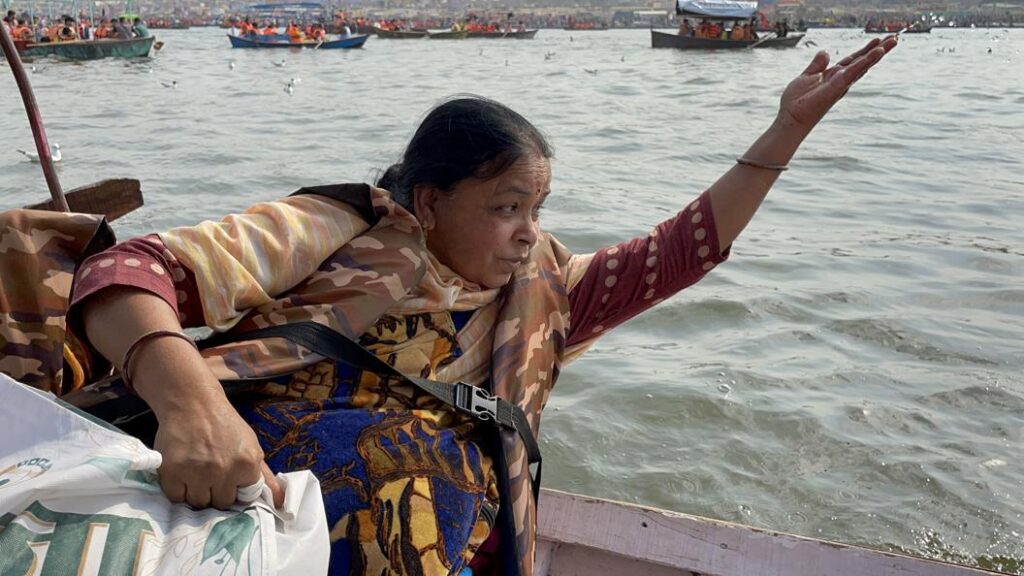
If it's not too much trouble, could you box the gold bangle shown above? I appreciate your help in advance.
[736,157,789,171]
[120,330,198,393]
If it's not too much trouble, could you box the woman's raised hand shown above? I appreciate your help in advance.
[776,36,899,135]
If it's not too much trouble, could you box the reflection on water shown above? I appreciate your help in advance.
[2,27,1022,572]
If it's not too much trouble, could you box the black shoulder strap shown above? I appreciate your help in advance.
[200,322,542,472]
[289,183,379,225]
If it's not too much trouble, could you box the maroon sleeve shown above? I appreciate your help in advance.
[567,190,729,347]
[70,234,205,327]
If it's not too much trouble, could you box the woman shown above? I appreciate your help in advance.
[64,37,897,576]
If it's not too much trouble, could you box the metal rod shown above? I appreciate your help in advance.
[0,21,69,212]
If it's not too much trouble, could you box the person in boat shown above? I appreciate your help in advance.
[58,16,79,41]
[94,19,109,39]
[775,19,789,38]
[261,22,278,36]
[12,19,34,42]
[287,21,305,42]
[112,16,132,39]
[678,18,693,36]
[8,36,900,576]
[730,21,745,40]
[132,18,150,39]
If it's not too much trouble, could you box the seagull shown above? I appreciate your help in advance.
[161,80,177,88]
[228,60,236,70]
[284,82,294,94]
[803,39,818,47]
[584,68,598,75]
[620,55,625,62]
[544,51,553,61]
[289,77,302,85]
[17,143,61,163]
[30,64,46,74]
[272,59,286,68]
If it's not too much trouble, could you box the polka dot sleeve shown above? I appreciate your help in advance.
[566,190,728,347]
[70,234,204,327]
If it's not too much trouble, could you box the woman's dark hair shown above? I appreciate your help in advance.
[377,95,553,213]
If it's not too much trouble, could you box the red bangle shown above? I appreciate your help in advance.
[120,330,198,393]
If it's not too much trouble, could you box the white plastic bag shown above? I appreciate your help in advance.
[0,373,329,575]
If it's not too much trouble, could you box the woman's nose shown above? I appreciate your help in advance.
[516,218,539,247]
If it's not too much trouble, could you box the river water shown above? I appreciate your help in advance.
[2,27,1022,572]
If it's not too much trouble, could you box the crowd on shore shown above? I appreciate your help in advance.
[2,10,150,43]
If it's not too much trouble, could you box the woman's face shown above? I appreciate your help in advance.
[415,154,551,289]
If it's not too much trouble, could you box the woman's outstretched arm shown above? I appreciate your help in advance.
[709,36,899,250]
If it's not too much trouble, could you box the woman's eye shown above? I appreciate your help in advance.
[531,205,544,220]
[496,204,518,214]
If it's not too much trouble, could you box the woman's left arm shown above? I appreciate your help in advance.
[710,36,898,249]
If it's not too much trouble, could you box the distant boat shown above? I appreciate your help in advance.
[652,29,803,49]
[227,33,369,49]
[6,36,155,60]
[467,29,538,39]
[653,0,804,50]
[865,24,931,33]
[373,27,427,39]
[426,29,469,39]
[538,489,999,576]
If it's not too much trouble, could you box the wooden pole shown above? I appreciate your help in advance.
[0,21,69,211]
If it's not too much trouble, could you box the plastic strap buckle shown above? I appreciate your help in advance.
[454,382,499,423]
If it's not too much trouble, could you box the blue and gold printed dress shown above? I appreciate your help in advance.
[237,310,497,576]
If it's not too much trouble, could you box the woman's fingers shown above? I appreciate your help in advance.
[212,481,239,510]
[186,485,213,509]
[838,37,882,67]
[262,462,285,509]
[839,46,887,87]
[801,49,830,75]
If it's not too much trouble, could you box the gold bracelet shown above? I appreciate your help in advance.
[736,157,789,171]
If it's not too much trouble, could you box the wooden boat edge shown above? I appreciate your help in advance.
[537,488,1006,576]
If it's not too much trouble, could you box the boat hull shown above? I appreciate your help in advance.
[466,29,538,39]
[426,30,469,39]
[373,27,427,39]
[8,36,155,60]
[651,30,804,49]
[537,489,1000,576]
[227,33,369,49]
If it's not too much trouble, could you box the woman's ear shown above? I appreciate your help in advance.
[413,184,439,231]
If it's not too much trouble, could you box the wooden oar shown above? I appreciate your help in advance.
[747,31,777,50]
[24,179,144,222]
[2,23,145,221]
[0,20,67,211]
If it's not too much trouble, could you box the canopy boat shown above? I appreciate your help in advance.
[426,29,470,39]
[537,489,1004,576]
[652,0,804,49]
[227,33,369,48]
[467,29,538,38]
[373,27,428,39]
[5,36,155,60]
